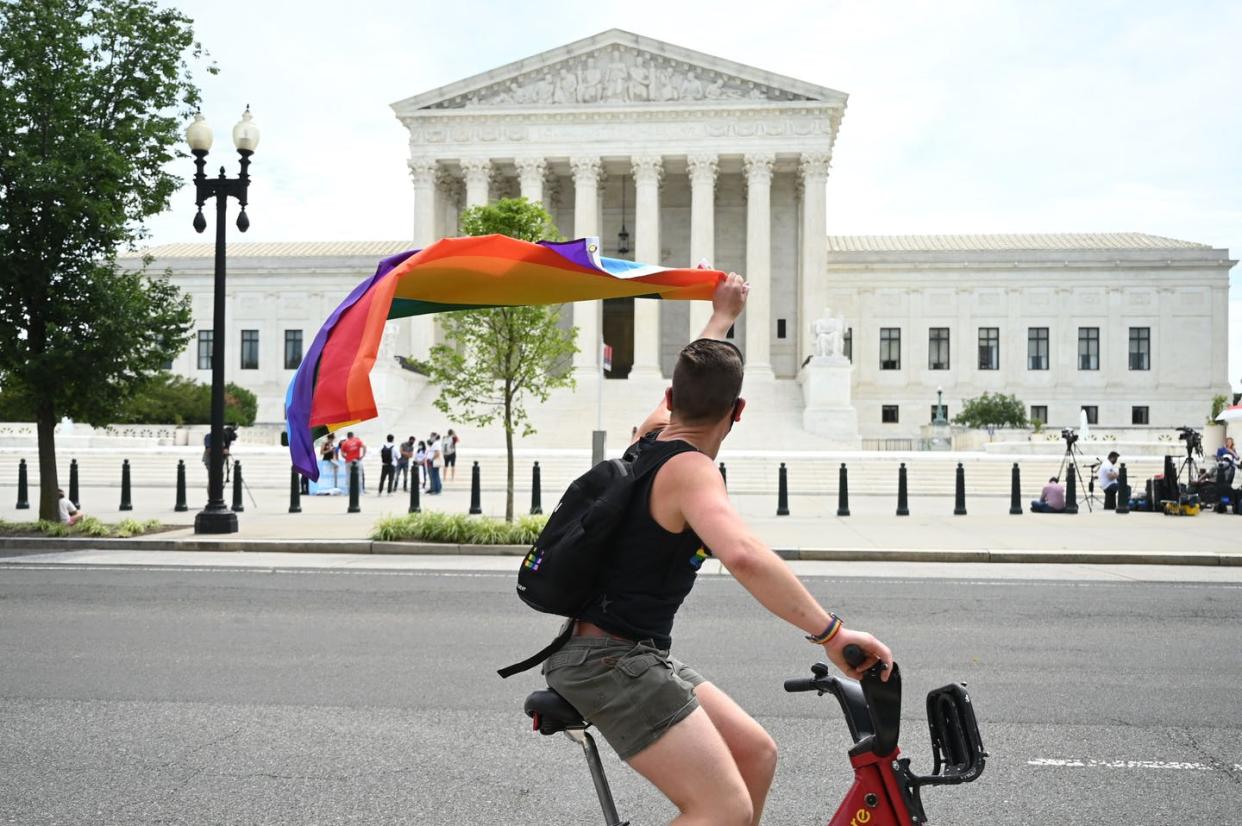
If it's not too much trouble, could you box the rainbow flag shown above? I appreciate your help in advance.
[286,234,724,479]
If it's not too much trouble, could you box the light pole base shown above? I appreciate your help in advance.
[194,507,238,534]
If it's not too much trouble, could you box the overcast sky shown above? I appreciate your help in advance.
[143,0,1242,388]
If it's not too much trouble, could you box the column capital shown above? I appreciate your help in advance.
[631,154,665,186]
[408,158,438,187]
[460,157,494,185]
[436,170,463,204]
[686,152,718,187]
[743,153,775,184]
[798,151,832,181]
[569,155,603,184]
[514,156,547,180]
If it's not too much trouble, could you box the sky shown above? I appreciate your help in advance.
[144,0,1242,388]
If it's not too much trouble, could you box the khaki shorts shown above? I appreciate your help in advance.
[542,636,705,761]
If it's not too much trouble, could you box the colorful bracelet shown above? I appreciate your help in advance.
[806,613,843,645]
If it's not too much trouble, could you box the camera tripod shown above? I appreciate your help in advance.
[1177,444,1203,488]
[1058,441,1101,512]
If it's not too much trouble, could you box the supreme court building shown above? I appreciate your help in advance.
[138,30,1234,448]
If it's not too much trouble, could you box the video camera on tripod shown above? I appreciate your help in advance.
[1177,425,1203,458]
[1061,428,1078,446]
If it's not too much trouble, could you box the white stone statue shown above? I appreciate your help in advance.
[604,53,628,101]
[679,70,704,100]
[533,72,556,103]
[813,311,845,359]
[654,64,678,101]
[577,56,602,103]
[553,68,576,104]
[627,56,651,101]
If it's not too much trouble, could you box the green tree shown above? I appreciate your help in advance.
[425,198,577,521]
[952,391,1028,429]
[1209,393,1229,424]
[0,0,210,520]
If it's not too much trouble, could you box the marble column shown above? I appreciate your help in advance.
[570,156,603,374]
[631,155,664,379]
[687,153,718,338]
[515,156,546,205]
[461,158,493,208]
[744,153,775,378]
[798,153,831,368]
[407,158,439,359]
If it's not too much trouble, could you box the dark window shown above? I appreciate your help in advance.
[1128,327,1150,371]
[928,327,950,370]
[881,405,899,423]
[197,330,213,370]
[1031,405,1048,425]
[1082,405,1098,425]
[931,404,948,422]
[1028,327,1049,370]
[880,328,900,370]
[776,318,786,340]
[240,329,259,370]
[1078,327,1099,370]
[1131,405,1149,425]
[978,327,999,370]
[844,327,852,362]
[284,330,303,370]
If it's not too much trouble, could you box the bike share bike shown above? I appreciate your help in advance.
[523,646,986,825]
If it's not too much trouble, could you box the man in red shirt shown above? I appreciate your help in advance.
[338,431,367,492]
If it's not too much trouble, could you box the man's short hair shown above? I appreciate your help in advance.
[1108,451,1120,461]
[670,339,744,424]
[1048,476,1058,484]
[346,431,354,438]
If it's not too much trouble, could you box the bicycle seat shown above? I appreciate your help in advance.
[524,688,586,736]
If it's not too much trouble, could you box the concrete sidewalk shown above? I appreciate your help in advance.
[2,480,1239,565]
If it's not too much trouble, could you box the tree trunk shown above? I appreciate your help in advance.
[35,400,60,522]
[504,380,515,523]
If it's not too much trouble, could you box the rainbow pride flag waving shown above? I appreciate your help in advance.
[285,234,724,479]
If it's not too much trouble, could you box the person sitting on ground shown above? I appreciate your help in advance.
[1030,476,1066,513]
[1098,450,1121,509]
[57,489,84,526]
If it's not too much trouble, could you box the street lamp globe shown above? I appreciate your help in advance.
[232,106,260,153]
[186,113,213,152]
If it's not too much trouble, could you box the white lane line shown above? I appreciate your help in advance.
[1029,758,1241,772]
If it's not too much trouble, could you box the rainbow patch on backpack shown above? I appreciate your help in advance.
[689,547,710,570]
[523,549,543,571]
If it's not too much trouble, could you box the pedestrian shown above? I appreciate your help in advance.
[427,432,443,495]
[379,434,397,495]
[57,488,84,526]
[397,435,414,491]
[415,440,428,491]
[443,428,459,482]
[339,430,367,493]
[202,424,238,482]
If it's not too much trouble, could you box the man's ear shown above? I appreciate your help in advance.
[734,398,747,422]
[664,387,674,411]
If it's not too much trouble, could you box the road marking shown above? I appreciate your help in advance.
[1029,758,1242,772]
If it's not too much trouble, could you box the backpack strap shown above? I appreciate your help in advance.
[497,618,573,679]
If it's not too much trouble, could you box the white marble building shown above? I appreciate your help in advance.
[130,30,1234,448]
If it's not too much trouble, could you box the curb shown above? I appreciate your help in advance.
[1,537,1238,567]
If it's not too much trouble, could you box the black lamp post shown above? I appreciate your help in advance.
[616,175,630,256]
[933,385,947,425]
[186,107,260,534]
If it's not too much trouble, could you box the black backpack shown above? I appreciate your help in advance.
[381,444,393,464]
[497,437,691,678]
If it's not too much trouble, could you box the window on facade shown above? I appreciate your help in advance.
[284,330,303,370]
[978,327,999,370]
[928,327,950,370]
[930,404,948,422]
[1081,405,1098,425]
[844,327,852,362]
[197,330,213,370]
[1128,327,1150,371]
[776,318,786,340]
[1027,327,1049,370]
[1078,327,1099,370]
[881,405,899,423]
[1132,405,1149,425]
[880,328,900,370]
[240,329,259,370]
[1030,405,1048,425]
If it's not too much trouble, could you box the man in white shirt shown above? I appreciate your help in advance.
[426,434,443,495]
[57,489,84,526]
[1098,451,1121,510]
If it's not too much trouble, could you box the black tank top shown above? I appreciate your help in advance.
[577,436,710,649]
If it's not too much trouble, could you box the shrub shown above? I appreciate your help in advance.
[110,374,257,426]
[372,512,546,545]
[1209,394,1229,424]
[0,518,164,538]
[953,392,1028,429]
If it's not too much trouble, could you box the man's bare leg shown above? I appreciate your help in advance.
[627,706,754,826]
[694,682,778,824]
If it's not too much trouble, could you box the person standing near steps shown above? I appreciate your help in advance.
[542,273,893,826]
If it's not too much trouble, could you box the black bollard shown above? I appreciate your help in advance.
[231,461,244,513]
[1064,467,1079,514]
[1116,463,1130,515]
[719,461,727,490]
[837,462,850,517]
[69,459,80,508]
[1009,462,1022,515]
[469,461,482,515]
[776,462,790,516]
[529,461,541,515]
[289,467,302,514]
[953,463,967,516]
[408,466,421,514]
[119,459,133,511]
[16,458,30,509]
[175,460,188,512]
[348,461,361,513]
[896,463,910,516]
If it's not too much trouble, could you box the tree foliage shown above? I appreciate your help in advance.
[424,198,577,521]
[952,391,1028,429]
[0,0,212,518]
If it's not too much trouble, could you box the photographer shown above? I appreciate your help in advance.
[1098,450,1121,510]
[1030,476,1066,513]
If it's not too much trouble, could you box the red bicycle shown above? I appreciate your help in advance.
[524,645,986,825]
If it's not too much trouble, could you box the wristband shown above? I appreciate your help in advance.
[806,613,843,645]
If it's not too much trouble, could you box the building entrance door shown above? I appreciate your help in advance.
[602,297,634,378]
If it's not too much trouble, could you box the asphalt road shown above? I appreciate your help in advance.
[1,559,1239,825]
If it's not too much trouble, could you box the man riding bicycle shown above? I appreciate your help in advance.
[542,273,893,826]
